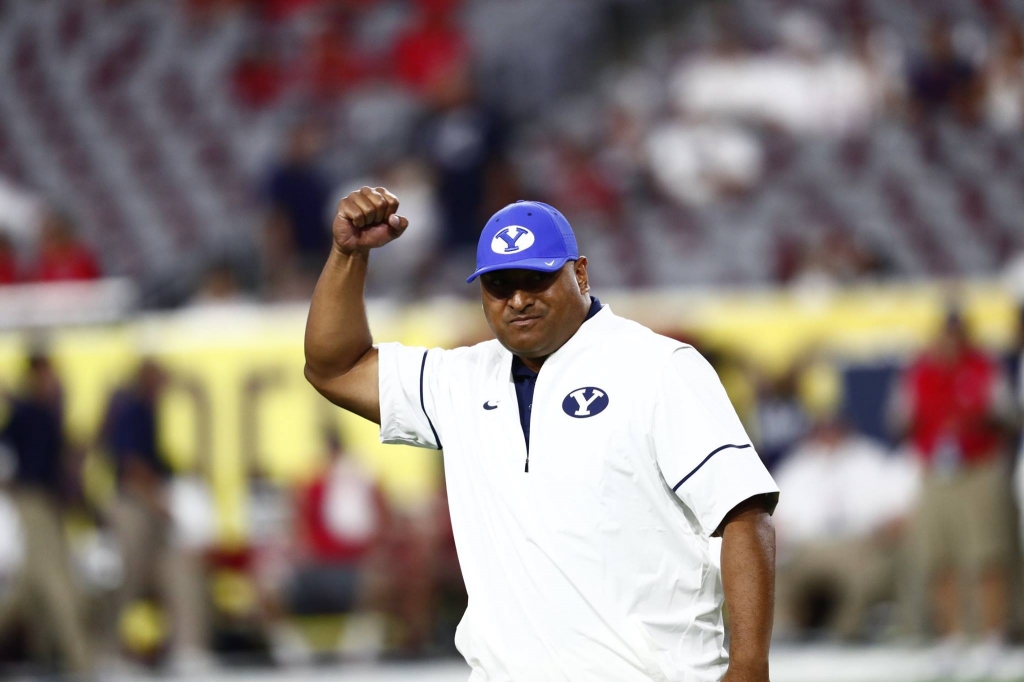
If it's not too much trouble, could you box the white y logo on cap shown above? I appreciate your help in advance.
[491,226,535,254]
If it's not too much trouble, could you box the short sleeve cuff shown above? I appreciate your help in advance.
[377,342,440,449]
[672,444,779,537]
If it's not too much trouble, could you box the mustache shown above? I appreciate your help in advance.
[505,312,543,323]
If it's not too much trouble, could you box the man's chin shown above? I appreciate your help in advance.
[496,329,549,359]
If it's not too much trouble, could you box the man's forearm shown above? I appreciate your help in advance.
[720,497,776,681]
[304,247,373,380]
[303,187,405,422]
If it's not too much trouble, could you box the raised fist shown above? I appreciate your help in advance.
[332,186,409,255]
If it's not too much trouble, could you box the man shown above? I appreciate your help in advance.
[0,353,92,675]
[29,210,101,283]
[287,433,390,618]
[0,232,18,284]
[304,187,779,681]
[773,362,917,641]
[100,360,211,672]
[889,309,1015,677]
[266,122,333,272]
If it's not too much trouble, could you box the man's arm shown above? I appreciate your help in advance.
[304,187,408,423]
[885,373,913,441]
[717,494,776,682]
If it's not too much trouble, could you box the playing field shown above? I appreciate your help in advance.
[109,646,1024,682]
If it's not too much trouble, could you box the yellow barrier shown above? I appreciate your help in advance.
[0,281,1016,545]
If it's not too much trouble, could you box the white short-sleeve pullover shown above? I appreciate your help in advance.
[378,305,778,682]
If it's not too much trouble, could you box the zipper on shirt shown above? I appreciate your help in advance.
[524,399,532,473]
[524,400,532,472]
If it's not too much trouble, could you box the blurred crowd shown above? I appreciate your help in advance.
[0,351,466,677]
[0,301,1022,678]
[0,210,101,287]
[0,0,1023,678]
[0,0,1024,300]
[731,306,1023,680]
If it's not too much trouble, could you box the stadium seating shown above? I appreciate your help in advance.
[0,0,1021,291]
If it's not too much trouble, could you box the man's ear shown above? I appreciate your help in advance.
[575,256,589,295]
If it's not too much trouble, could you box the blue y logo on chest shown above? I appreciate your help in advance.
[561,387,609,418]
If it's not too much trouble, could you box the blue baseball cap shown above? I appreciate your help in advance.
[466,200,579,283]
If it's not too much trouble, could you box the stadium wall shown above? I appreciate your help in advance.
[0,280,1015,545]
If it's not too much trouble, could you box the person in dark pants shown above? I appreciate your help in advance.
[266,122,333,273]
[0,353,92,675]
[100,360,211,671]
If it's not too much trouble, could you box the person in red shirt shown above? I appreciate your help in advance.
[294,434,388,569]
[232,46,283,110]
[392,0,469,95]
[30,211,101,283]
[304,19,368,102]
[278,434,390,655]
[0,233,19,284]
[284,433,437,655]
[889,309,1016,675]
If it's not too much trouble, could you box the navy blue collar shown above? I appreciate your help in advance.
[511,296,601,378]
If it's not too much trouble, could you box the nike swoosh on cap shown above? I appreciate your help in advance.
[544,260,555,266]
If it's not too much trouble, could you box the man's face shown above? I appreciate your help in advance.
[935,315,968,361]
[26,356,60,403]
[479,259,590,360]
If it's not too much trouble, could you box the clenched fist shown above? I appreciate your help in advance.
[332,186,409,255]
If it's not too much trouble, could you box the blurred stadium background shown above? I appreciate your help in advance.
[1,0,1024,679]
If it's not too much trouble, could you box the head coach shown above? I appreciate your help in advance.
[304,186,779,682]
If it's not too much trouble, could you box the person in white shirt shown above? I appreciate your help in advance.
[773,380,918,641]
[304,186,779,682]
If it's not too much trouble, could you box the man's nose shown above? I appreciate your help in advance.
[508,288,534,311]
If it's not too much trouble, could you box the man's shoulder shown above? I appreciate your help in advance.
[435,338,505,371]
[597,309,691,356]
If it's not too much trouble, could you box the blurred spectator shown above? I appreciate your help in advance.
[785,230,888,292]
[260,0,321,24]
[357,160,441,299]
[983,21,1024,132]
[266,122,333,272]
[232,43,284,110]
[0,489,24,603]
[192,260,251,306]
[228,471,293,664]
[414,62,512,261]
[0,178,42,245]
[646,115,763,206]
[100,361,212,672]
[672,11,882,136]
[304,11,369,102]
[549,138,623,221]
[889,310,1016,675]
[0,353,92,675]
[907,20,981,124]
[848,20,905,121]
[0,233,18,285]
[773,362,918,641]
[184,0,250,24]
[392,0,469,95]
[1009,300,1024,594]
[752,367,811,471]
[280,432,435,656]
[260,210,315,302]
[29,211,101,283]
[287,433,389,616]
